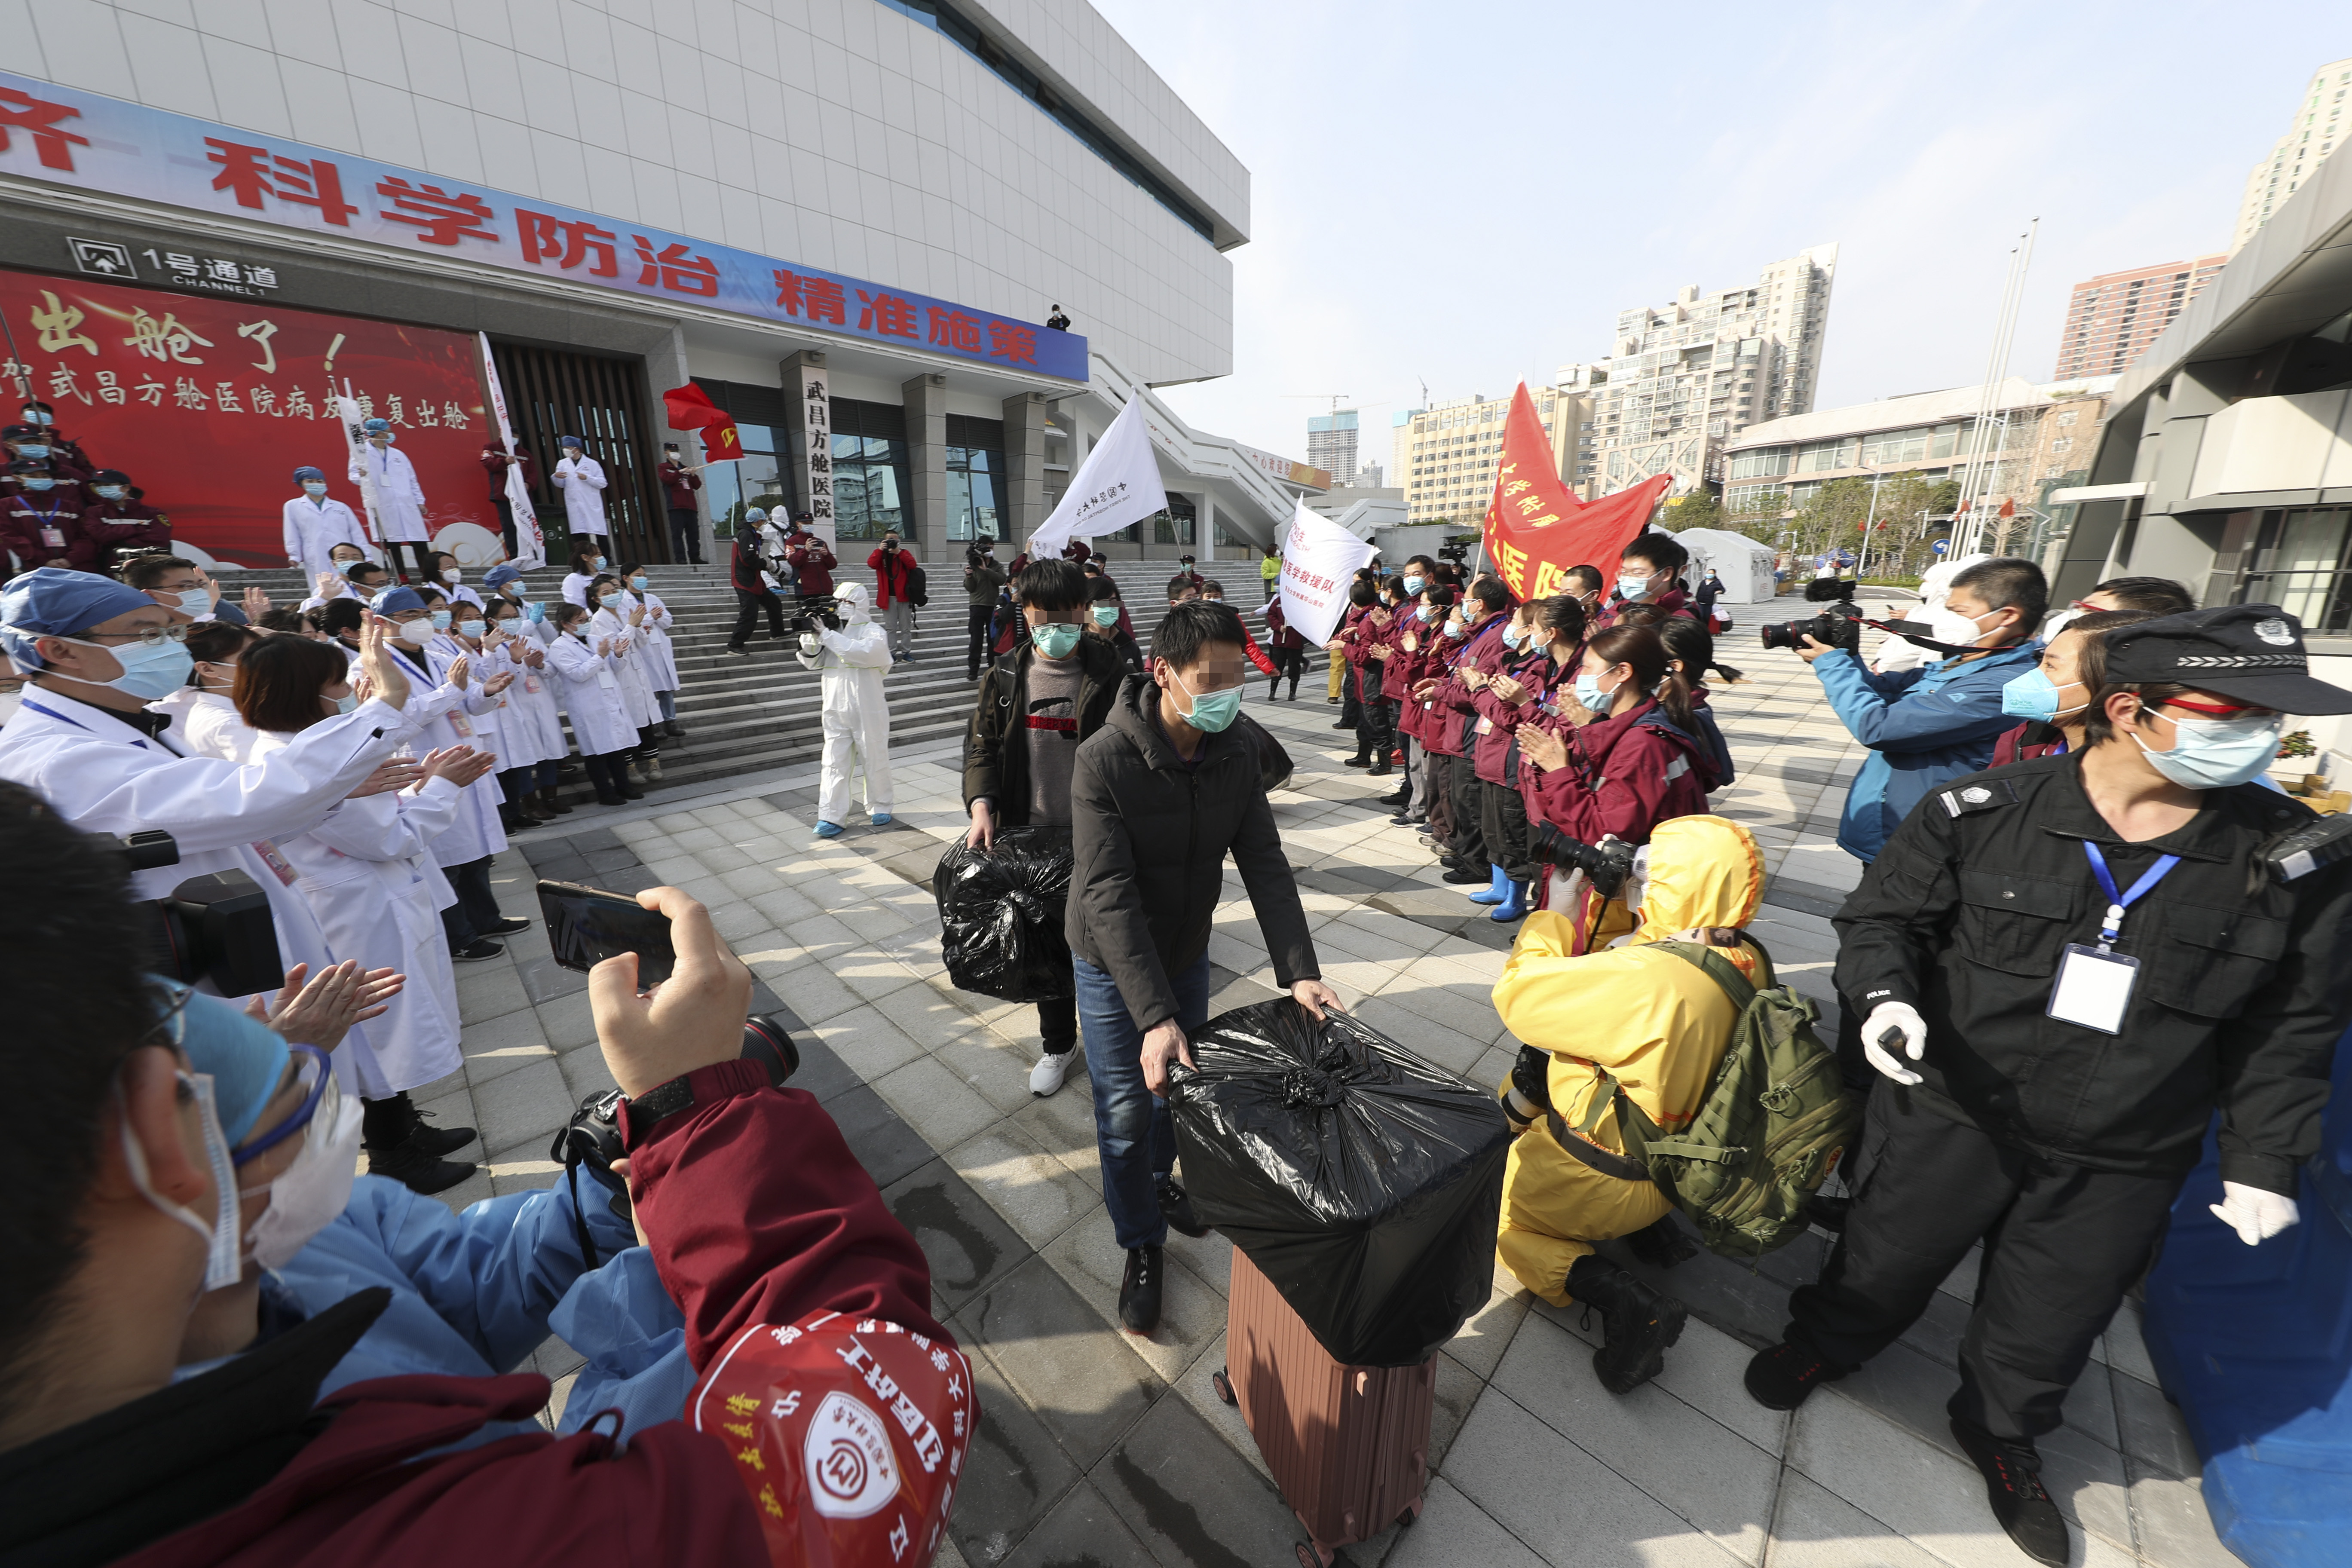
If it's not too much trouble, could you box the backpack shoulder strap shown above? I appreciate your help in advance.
[1654,939,1762,1010]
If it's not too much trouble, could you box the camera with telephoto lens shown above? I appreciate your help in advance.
[1758,578,1866,654]
[117,830,285,997]
[1436,536,1473,566]
[789,595,842,637]
[1529,827,1639,897]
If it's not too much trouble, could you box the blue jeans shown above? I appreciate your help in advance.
[1073,952,1211,1250]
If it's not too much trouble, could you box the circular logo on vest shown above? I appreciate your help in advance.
[804,1390,900,1519]
[1962,786,1990,803]
[2254,617,2294,646]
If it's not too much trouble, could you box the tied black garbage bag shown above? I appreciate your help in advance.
[932,826,1075,1001]
[1170,1000,1510,1366]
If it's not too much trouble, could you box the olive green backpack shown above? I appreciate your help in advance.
[1555,937,1860,1259]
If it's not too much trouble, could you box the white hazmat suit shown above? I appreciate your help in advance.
[799,581,894,827]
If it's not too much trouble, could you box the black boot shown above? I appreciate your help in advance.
[361,1093,477,1195]
[1119,1245,1164,1335]
[1622,1213,1700,1269]
[1951,1420,2071,1567]
[1565,1254,1686,1394]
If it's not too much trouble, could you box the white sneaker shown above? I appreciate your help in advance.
[1029,1050,1073,1097]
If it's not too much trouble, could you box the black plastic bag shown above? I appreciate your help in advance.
[932,826,1075,1001]
[1169,1000,1510,1366]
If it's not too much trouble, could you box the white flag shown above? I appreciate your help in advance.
[1029,395,1165,556]
[334,387,384,554]
[479,333,545,569]
[1277,494,1375,646]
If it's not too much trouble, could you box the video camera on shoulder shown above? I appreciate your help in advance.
[789,594,841,636]
[1758,578,1865,654]
[1436,536,1473,566]
[118,830,285,997]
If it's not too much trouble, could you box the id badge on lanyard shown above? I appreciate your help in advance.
[251,839,299,887]
[2047,842,2180,1034]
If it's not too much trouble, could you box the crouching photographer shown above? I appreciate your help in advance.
[0,787,971,1568]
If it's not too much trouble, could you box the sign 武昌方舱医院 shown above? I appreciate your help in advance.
[0,70,1087,383]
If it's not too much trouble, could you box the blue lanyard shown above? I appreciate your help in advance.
[2081,842,2180,948]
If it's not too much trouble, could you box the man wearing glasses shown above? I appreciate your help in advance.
[0,567,420,998]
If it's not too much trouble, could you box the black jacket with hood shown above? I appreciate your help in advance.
[1067,674,1319,1029]
[962,634,1125,822]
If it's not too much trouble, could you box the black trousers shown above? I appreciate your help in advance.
[1786,1083,2184,1444]
[437,855,505,949]
[1425,747,1456,843]
[1266,644,1305,698]
[386,539,433,582]
[1339,665,1363,729]
[1449,756,1487,867]
[669,507,703,564]
[1480,768,1534,882]
[493,496,515,558]
[730,587,785,647]
[1038,993,1078,1056]
[966,605,995,677]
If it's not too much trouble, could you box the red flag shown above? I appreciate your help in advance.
[661,382,741,462]
[1480,382,1669,600]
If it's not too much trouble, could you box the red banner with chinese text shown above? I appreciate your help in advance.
[0,266,491,568]
[1480,381,1671,601]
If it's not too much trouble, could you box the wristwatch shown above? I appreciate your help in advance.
[622,1074,699,1142]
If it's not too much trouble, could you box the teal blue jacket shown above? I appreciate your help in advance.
[1815,640,2042,862]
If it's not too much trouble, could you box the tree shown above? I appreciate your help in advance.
[1664,492,1723,533]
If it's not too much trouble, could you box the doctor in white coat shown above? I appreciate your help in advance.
[351,419,432,585]
[227,631,485,1194]
[585,573,660,785]
[799,579,894,838]
[616,561,682,736]
[552,435,609,542]
[0,569,417,1002]
[284,465,373,582]
[545,601,643,806]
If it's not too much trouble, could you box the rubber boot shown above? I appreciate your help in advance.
[1469,864,1510,905]
[1565,1254,1687,1395]
[1489,879,1530,922]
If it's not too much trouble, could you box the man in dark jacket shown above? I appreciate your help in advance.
[1745,604,2352,1568]
[1067,599,1342,1334]
[964,558,1124,1096]
[722,522,784,654]
[655,442,703,564]
[962,536,1009,680]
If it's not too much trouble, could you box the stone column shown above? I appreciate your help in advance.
[902,372,947,558]
[1001,389,1048,548]
[780,348,826,541]
[1196,489,1216,561]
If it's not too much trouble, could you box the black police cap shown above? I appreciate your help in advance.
[2104,603,2352,715]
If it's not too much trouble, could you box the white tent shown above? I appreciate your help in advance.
[1668,528,1779,604]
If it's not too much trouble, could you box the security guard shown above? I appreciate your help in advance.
[1745,604,2352,1567]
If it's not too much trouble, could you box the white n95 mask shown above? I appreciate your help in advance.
[238,1050,362,1271]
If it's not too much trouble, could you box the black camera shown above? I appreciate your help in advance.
[1530,827,1639,897]
[119,830,285,997]
[1436,536,1473,565]
[1759,578,1865,653]
[789,596,842,636]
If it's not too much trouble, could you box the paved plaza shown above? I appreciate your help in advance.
[413,619,2241,1568]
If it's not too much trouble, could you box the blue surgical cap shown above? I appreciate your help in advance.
[163,982,291,1147]
[559,435,585,448]
[368,585,427,616]
[361,418,391,435]
[744,507,767,523]
[292,466,325,484]
[0,566,159,669]
[483,564,524,588]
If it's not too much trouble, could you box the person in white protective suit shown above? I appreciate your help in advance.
[799,579,894,839]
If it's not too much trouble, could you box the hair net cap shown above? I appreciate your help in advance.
[292,466,325,484]
[361,418,391,435]
[369,585,427,616]
[161,982,290,1147]
[744,506,767,523]
[558,435,585,448]
[0,566,158,668]
[483,563,524,588]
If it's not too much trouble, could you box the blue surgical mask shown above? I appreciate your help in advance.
[18,476,53,492]
[337,558,364,575]
[1617,573,1654,601]
[1171,669,1241,733]
[430,609,453,630]
[1091,604,1119,627]
[525,601,545,623]
[1574,669,1620,712]
[15,443,49,459]
[592,556,607,570]
[2131,709,2285,791]
[1442,619,1465,639]
[1403,575,1425,595]
[1502,624,1529,649]
[1415,605,1430,622]
[2001,668,2086,725]
[631,575,648,590]
[25,409,52,426]
[331,690,358,714]
[1032,622,1083,658]
[302,481,328,496]
[94,485,125,500]
[41,632,196,700]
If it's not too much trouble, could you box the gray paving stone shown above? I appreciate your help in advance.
[2110,1364,2199,1480]
[459,1005,555,1087]
[1444,1271,1532,1382]
[828,1082,938,1191]
[945,1124,1105,1251]
[954,1256,1164,1470]
[1041,1207,1224,1385]
[875,1054,1004,1150]
[1383,1476,1546,1568]
[997,1476,1160,1568]
[473,1058,576,1155]
[454,962,531,1022]
[884,1157,1033,1314]
[515,955,588,1004]
[534,989,599,1050]
[947,1347,1084,1567]
[1761,1470,1946,1568]
[2127,1465,2242,1568]
[1093,1391,1310,1568]
[556,1041,617,1102]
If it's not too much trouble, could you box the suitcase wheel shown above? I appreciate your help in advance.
[1211,1368,1236,1407]
[1295,1543,1334,1568]
[1396,1497,1424,1528]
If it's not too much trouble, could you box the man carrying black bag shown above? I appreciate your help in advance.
[965,557,1126,1097]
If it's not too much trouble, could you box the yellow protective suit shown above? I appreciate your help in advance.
[1489,815,1767,1306]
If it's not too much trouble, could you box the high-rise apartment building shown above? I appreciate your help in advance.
[2233,57,2352,253]
[1561,243,1840,499]
[1399,387,1591,524]
[2052,257,2227,380]
[1307,410,1359,485]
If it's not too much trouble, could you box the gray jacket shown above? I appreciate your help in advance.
[1067,675,1318,1029]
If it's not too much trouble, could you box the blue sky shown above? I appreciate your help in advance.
[1090,0,2347,467]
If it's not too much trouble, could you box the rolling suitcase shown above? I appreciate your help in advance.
[1212,1247,1433,1567]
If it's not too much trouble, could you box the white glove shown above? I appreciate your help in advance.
[1861,1001,1927,1086]
[2209,1181,2300,1246]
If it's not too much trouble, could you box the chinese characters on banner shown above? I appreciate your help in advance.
[1479,381,1671,600]
[1277,495,1376,646]
[1026,395,1165,556]
[798,364,836,550]
[0,69,1086,383]
[0,266,490,566]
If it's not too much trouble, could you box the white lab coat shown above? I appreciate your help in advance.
[546,628,638,755]
[383,640,507,870]
[433,632,507,762]
[561,572,600,608]
[797,587,893,825]
[352,444,428,544]
[553,455,609,538]
[589,604,659,729]
[251,729,465,1099]
[0,686,407,1004]
[487,623,567,768]
[300,581,359,614]
[151,686,253,760]
[440,583,487,613]
[283,495,373,580]
[626,588,680,693]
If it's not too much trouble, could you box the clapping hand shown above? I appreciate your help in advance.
[482,671,514,697]
[1516,724,1569,772]
[348,756,425,798]
[1488,673,1530,704]
[243,585,271,620]
[420,744,497,787]
[355,616,412,710]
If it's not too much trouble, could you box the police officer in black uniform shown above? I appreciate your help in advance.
[1743,604,2352,1566]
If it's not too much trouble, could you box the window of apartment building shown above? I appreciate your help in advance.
[830,399,913,542]
[2239,505,2352,632]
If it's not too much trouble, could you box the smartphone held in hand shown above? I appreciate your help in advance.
[539,879,677,986]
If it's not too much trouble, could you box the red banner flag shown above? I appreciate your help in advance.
[1479,382,1670,601]
[661,381,740,461]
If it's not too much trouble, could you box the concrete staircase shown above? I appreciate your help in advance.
[230,554,1307,806]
